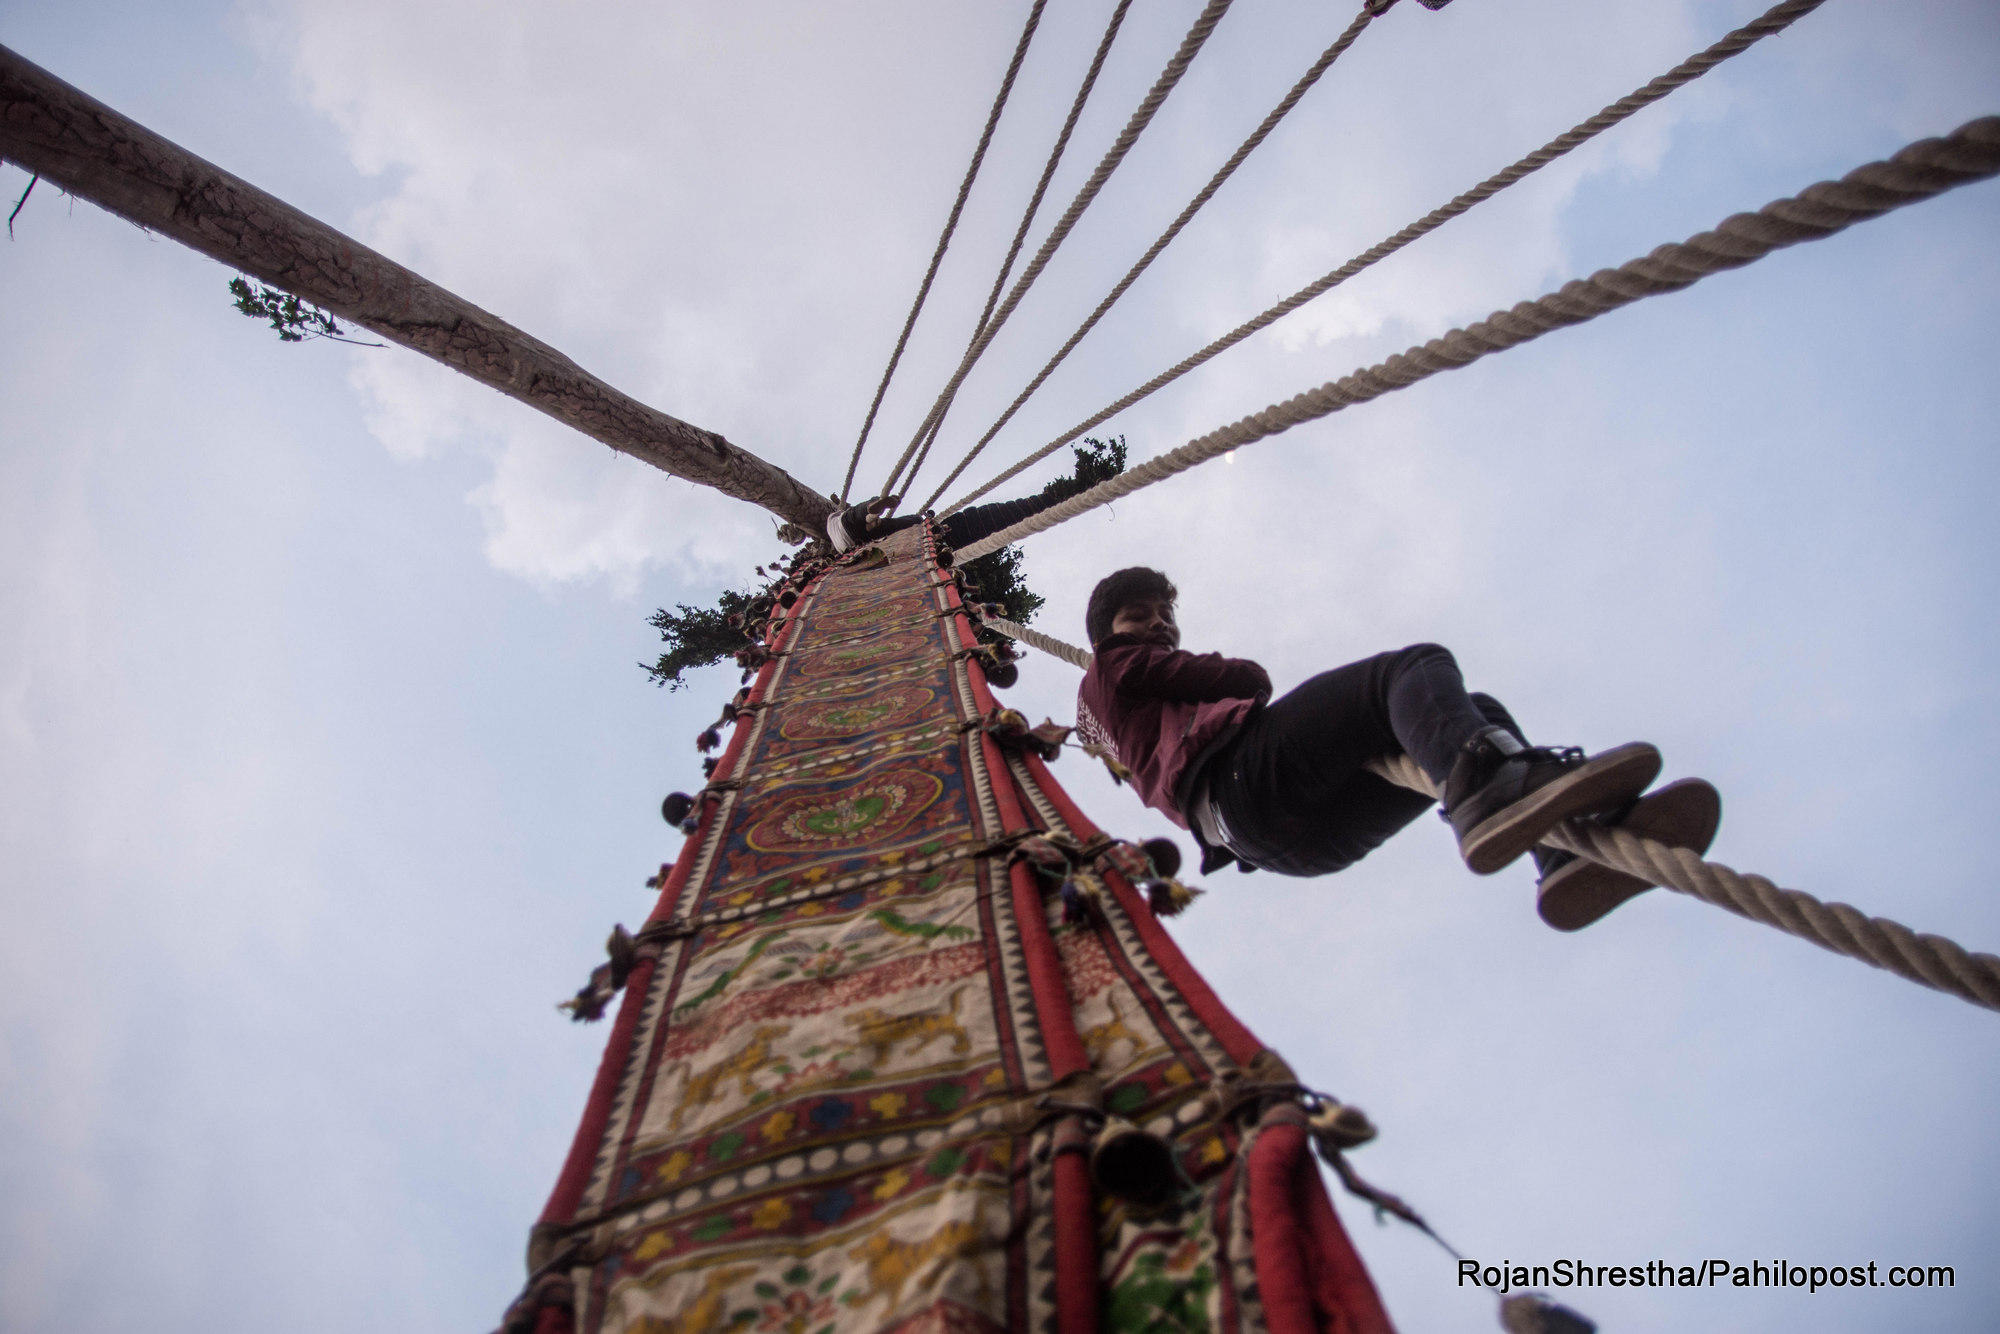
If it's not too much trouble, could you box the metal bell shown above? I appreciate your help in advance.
[1089,1116,1183,1210]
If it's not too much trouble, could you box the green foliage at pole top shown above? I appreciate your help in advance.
[227,277,382,345]
[644,587,763,692]
[1038,434,1125,502]
[958,544,1041,627]
[640,437,1126,691]
[961,435,1126,633]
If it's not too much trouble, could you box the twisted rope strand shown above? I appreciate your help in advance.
[943,0,1829,516]
[919,1,1385,513]
[896,0,1138,497]
[838,0,1049,502]
[1360,754,2000,1014]
[953,116,2000,560]
[984,616,1095,668]
[880,0,1238,497]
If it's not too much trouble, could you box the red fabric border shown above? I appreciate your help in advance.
[1052,1150,1099,1334]
[1015,752,1264,1066]
[1301,1157,1396,1334]
[936,530,1099,1334]
[536,570,813,1227]
[1250,1119,1396,1334]
[1250,1122,1320,1334]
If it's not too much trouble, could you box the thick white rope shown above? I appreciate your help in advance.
[917,0,1388,513]
[975,622,2000,1015]
[954,116,2000,561]
[1361,754,2000,1014]
[984,615,1094,669]
[943,0,1831,517]
[895,0,1138,496]
[879,0,1238,498]
[838,0,1049,502]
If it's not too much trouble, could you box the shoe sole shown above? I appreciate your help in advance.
[1460,742,1662,875]
[1537,778,1722,932]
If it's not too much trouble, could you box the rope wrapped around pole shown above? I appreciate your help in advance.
[943,0,1831,517]
[953,116,2000,561]
[838,0,1049,502]
[972,624,2000,1015]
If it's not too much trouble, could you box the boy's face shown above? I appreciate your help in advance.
[1110,597,1179,649]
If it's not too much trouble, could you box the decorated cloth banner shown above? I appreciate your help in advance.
[522,526,1394,1334]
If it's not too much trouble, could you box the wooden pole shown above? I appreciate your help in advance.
[0,44,834,533]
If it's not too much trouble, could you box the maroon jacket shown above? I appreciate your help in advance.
[1076,634,1272,828]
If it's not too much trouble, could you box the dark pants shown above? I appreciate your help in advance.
[1204,645,1524,877]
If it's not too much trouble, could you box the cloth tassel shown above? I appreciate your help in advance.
[1060,879,1086,924]
[1082,742,1134,785]
[1143,877,1201,916]
[558,925,639,1023]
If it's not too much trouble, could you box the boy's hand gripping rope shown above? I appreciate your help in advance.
[952,116,2000,561]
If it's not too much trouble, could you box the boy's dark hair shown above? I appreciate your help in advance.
[1086,567,1177,647]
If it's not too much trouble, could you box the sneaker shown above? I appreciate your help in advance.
[1534,777,1721,931]
[1442,727,1661,875]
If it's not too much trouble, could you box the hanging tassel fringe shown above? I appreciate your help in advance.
[558,924,640,1023]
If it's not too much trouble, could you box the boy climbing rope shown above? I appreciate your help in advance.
[1074,567,1721,929]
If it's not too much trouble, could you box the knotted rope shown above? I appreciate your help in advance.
[896,0,1138,494]
[943,0,1830,517]
[839,0,1048,501]
[953,115,2000,560]
[917,0,1391,513]
[979,623,2000,1015]
[880,0,1238,498]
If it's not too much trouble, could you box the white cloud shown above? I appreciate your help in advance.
[6,1,1999,1328]
[264,0,1027,589]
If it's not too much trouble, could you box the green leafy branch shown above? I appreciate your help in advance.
[227,277,383,346]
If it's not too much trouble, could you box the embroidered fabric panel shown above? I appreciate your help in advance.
[542,524,1394,1334]
[573,530,1045,1334]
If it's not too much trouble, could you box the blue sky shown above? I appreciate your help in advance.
[2,1,1997,1330]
